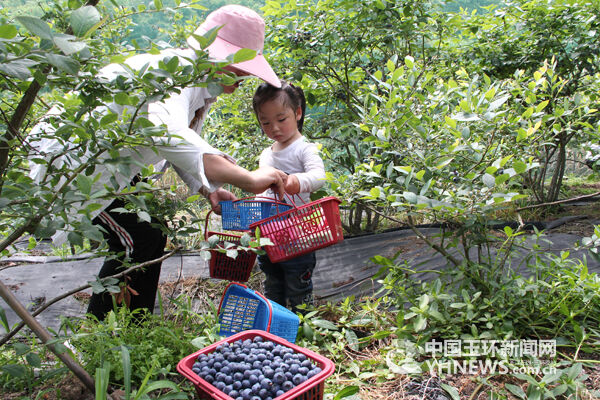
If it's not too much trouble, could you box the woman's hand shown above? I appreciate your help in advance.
[207,188,237,215]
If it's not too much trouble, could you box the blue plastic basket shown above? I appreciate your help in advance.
[220,197,291,231]
[217,282,299,343]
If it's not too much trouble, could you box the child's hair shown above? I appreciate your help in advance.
[252,81,306,132]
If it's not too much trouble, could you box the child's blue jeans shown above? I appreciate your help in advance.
[258,252,316,313]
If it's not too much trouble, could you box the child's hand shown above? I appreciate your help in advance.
[284,174,300,194]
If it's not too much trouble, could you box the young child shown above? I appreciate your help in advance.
[252,81,326,313]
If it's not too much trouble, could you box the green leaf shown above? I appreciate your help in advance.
[452,112,480,122]
[334,386,360,400]
[0,60,35,80]
[45,54,80,75]
[26,352,42,368]
[76,174,92,195]
[440,384,460,400]
[0,306,9,332]
[54,36,87,55]
[413,315,426,331]
[137,211,151,223]
[70,6,101,37]
[404,55,414,69]
[67,232,84,247]
[153,0,163,10]
[100,113,119,126]
[120,346,131,398]
[535,100,550,113]
[505,384,526,399]
[13,342,29,356]
[186,194,200,203]
[403,191,417,204]
[0,24,18,39]
[302,322,314,340]
[345,329,359,351]
[482,173,495,188]
[495,173,510,185]
[312,319,338,330]
[233,48,257,64]
[513,160,527,174]
[1,364,27,378]
[16,16,54,40]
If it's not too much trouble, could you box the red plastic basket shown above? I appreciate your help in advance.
[177,330,335,400]
[249,196,344,263]
[205,210,257,282]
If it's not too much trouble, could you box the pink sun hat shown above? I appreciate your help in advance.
[187,5,281,88]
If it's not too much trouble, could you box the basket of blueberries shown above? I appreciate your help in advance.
[177,330,335,400]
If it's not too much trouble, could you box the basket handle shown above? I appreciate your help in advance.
[204,209,214,240]
[223,195,293,215]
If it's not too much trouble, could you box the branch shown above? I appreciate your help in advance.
[359,202,462,266]
[516,191,600,211]
[0,246,181,346]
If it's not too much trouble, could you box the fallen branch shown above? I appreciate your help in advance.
[359,203,461,267]
[516,191,600,211]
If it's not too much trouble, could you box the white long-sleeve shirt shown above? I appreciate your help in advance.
[29,48,233,244]
[258,136,325,204]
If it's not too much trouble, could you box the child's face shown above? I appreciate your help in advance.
[257,99,302,148]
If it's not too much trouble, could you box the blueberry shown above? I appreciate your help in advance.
[232,381,242,390]
[224,375,233,385]
[249,374,259,385]
[263,367,274,379]
[259,388,268,398]
[251,382,261,394]
[204,375,214,384]
[214,381,226,391]
[282,380,294,391]
[289,363,299,374]
[285,371,293,380]
[192,367,200,374]
[301,359,312,368]
[276,389,284,397]
[229,390,239,398]
[241,379,251,388]
[273,371,285,385]
[298,367,309,375]
[260,378,272,389]
[292,373,306,385]
[241,388,252,399]
[243,369,252,379]
[252,360,262,369]
[233,372,243,381]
